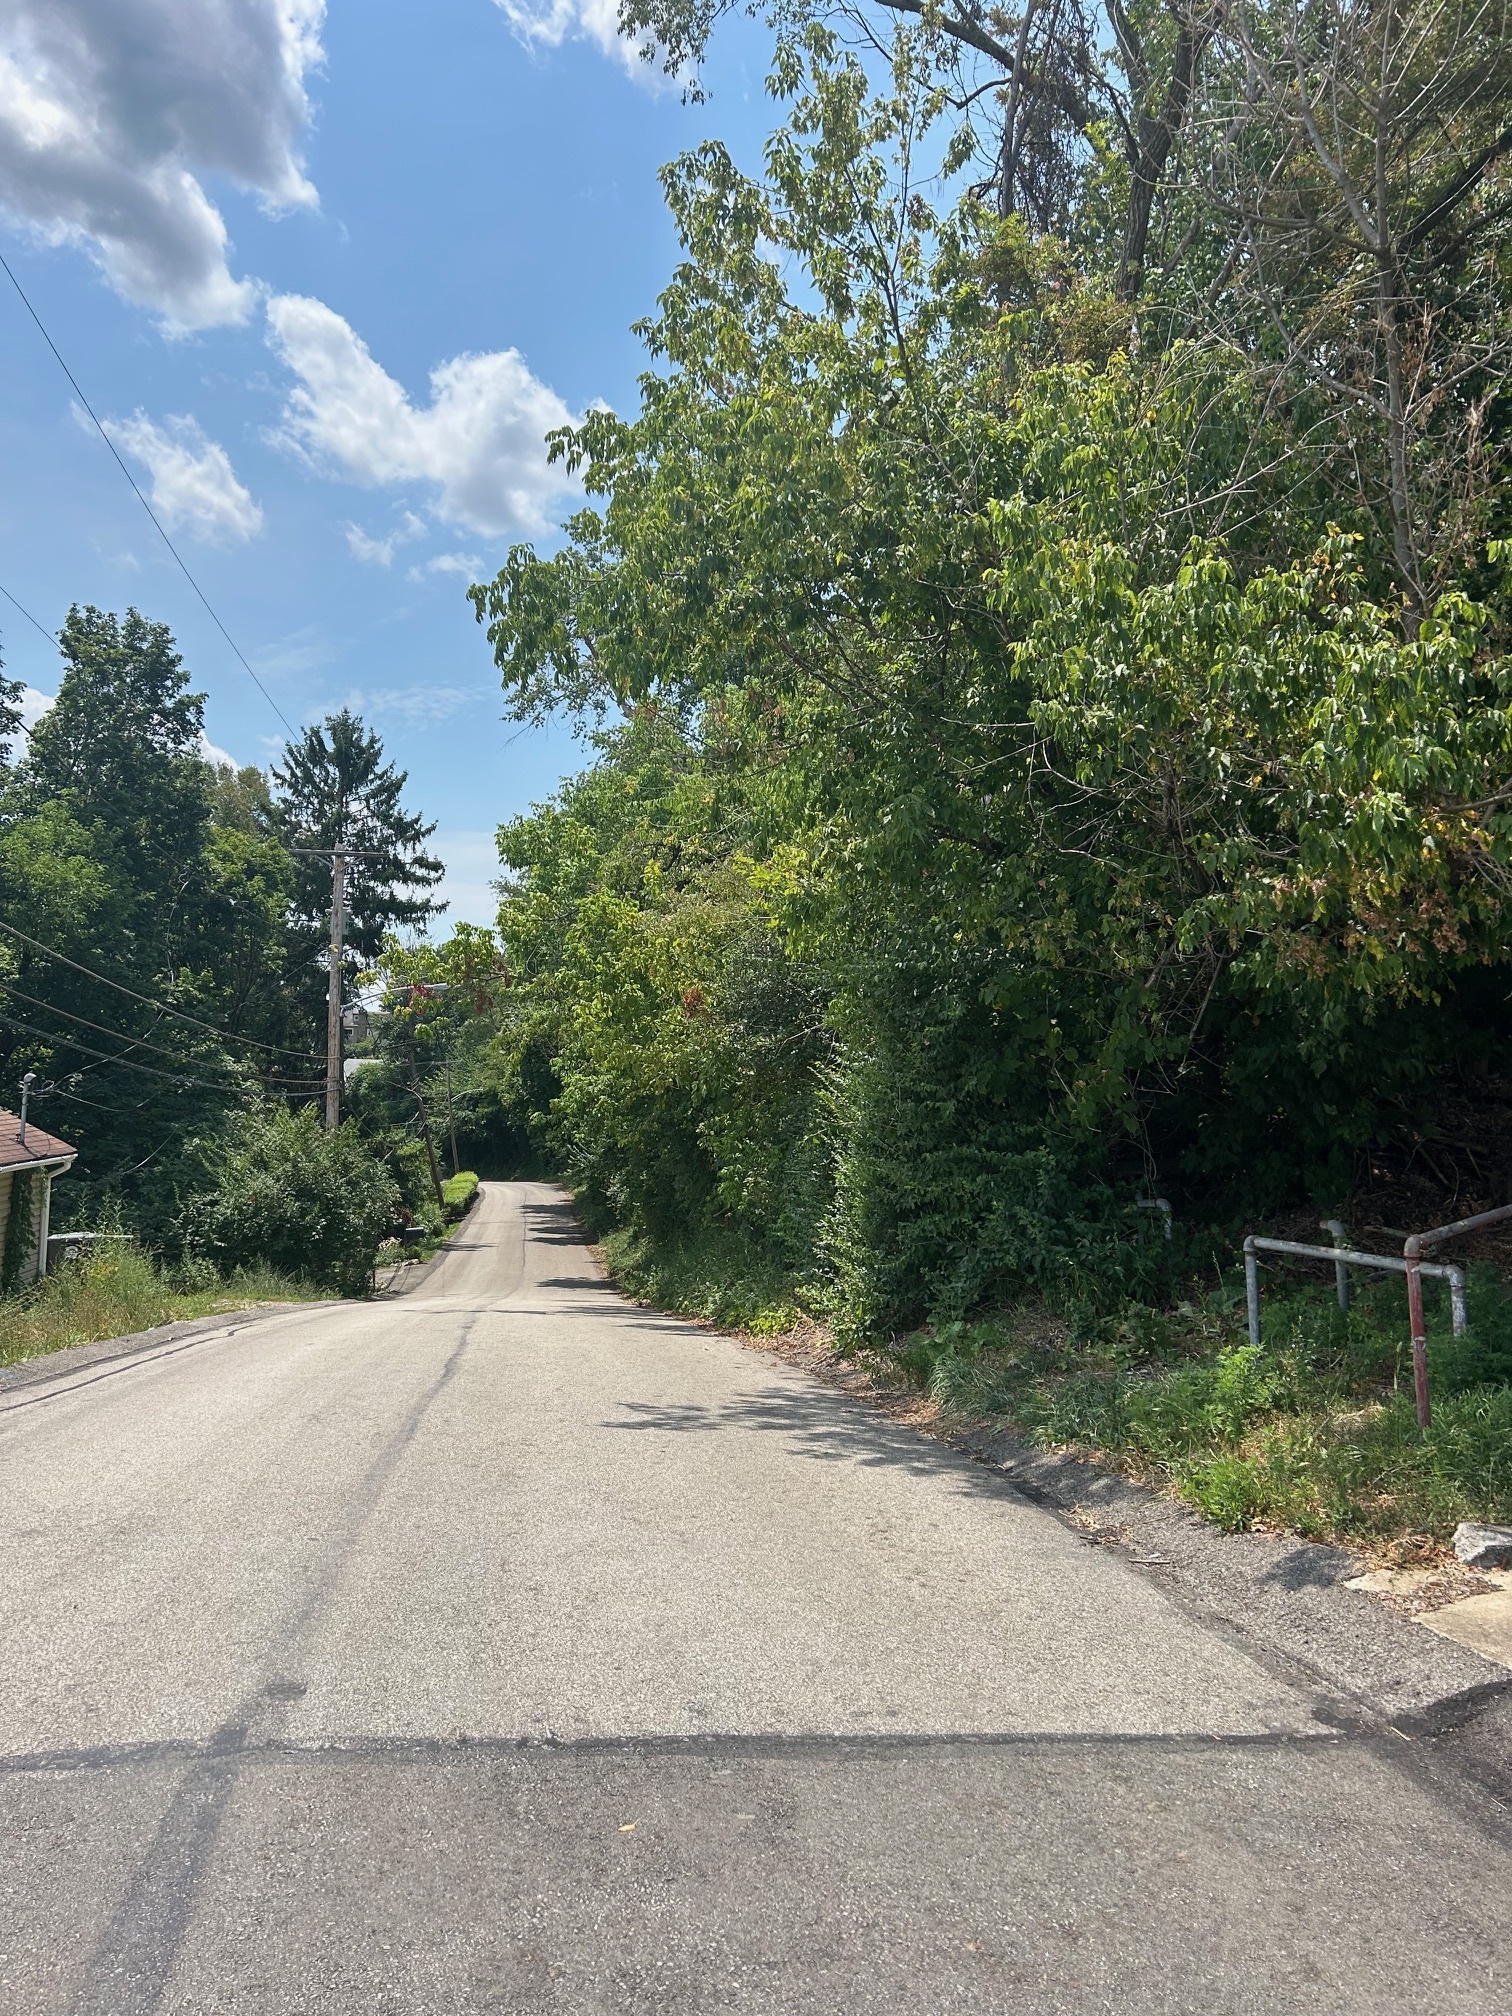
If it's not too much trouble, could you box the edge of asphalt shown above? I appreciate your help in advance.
[0,1301,324,1403]
[697,1323,1512,1759]
[376,1192,489,1298]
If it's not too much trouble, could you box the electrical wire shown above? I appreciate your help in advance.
[0,250,297,738]
[45,1081,155,1115]
[0,918,324,1061]
[1,981,323,1086]
[68,1133,181,1187]
[0,1010,302,1092]
[0,579,57,649]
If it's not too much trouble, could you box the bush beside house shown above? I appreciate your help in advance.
[182,1108,400,1296]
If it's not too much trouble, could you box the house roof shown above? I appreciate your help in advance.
[0,1110,77,1170]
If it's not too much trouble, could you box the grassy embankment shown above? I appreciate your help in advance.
[597,1224,1512,1554]
[0,1242,324,1371]
[896,1269,1512,1553]
[601,1222,803,1335]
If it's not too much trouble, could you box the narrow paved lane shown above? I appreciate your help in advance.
[2,1183,1507,2012]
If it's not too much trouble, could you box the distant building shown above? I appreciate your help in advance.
[0,1113,77,1289]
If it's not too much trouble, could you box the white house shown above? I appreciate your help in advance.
[0,1112,77,1289]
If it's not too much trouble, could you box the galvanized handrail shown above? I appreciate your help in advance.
[1136,1196,1172,1241]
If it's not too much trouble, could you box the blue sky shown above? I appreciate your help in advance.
[0,1,777,925]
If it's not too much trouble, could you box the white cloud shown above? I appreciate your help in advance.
[494,0,631,66]
[341,684,483,724]
[407,551,481,581]
[17,685,52,733]
[199,730,240,768]
[103,410,264,543]
[344,510,426,567]
[266,293,578,537]
[251,625,330,679]
[0,2,324,330]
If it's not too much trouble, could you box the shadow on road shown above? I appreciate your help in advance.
[603,1385,1001,1487]
[523,1198,587,1246]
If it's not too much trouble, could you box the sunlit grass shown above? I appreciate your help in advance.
[0,1242,325,1370]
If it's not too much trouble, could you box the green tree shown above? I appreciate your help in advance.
[0,645,24,770]
[0,612,323,1236]
[272,709,445,968]
[470,34,1512,1333]
[21,605,211,914]
[180,1106,400,1295]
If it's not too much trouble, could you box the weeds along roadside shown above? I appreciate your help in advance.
[884,1266,1512,1554]
[0,1241,326,1371]
[595,1211,1512,1556]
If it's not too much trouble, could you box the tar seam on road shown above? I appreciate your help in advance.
[64,1314,483,2016]
[4,1727,1357,1779]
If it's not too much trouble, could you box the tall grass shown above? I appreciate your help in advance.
[0,1242,322,1370]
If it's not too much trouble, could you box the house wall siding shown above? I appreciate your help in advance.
[0,1169,51,1287]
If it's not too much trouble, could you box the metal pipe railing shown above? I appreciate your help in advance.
[1136,1197,1172,1242]
[1321,1218,1351,1314]
[1243,1236,1466,1431]
[1400,1203,1512,1428]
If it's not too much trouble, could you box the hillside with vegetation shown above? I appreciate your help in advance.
[453,1,1512,1544]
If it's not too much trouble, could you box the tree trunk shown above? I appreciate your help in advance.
[1115,12,1208,301]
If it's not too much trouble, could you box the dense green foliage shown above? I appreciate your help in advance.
[179,1107,400,1295]
[467,21,1512,1364]
[0,608,442,1289]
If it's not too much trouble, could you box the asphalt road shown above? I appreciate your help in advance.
[2,1181,1508,2014]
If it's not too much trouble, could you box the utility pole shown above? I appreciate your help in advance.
[297,843,375,1132]
[444,1054,458,1176]
[326,846,346,1132]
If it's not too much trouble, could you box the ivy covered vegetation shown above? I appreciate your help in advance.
[447,5,1512,1542]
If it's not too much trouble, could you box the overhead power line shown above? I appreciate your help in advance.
[0,1011,324,1097]
[1,982,323,1087]
[0,249,296,738]
[0,1011,257,1091]
[0,918,324,1061]
[0,579,57,649]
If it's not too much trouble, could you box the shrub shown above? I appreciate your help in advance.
[441,1170,480,1220]
[182,1106,400,1295]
